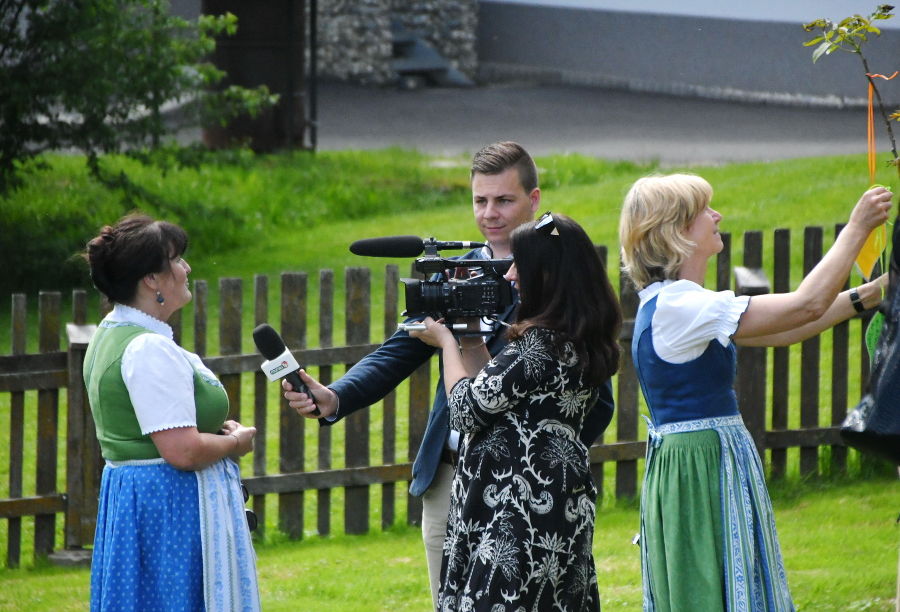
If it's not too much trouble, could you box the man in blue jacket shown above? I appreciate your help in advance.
[285,141,615,606]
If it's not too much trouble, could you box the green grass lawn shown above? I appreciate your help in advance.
[0,476,896,611]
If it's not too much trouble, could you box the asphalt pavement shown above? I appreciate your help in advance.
[315,80,881,165]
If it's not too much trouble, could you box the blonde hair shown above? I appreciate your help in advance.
[619,173,713,290]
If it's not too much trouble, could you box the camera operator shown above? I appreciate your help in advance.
[283,141,615,606]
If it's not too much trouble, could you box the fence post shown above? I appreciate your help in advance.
[344,267,371,535]
[62,290,97,559]
[590,246,608,499]
[615,273,639,500]
[800,227,823,477]
[407,361,430,525]
[82,293,105,548]
[317,269,334,536]
[280,272,307,539]
[252,275,268,537]
[770,229,791,479]
[7,294,26,568]
[194,279,208,358]
[406,261,430,526]
[35,291,61,559]
[857,310,876,472]
[219,278,243,421]
[716,233,732,291]
[830,224,850,475]
[734,231,770,459]
[381,264,399,529]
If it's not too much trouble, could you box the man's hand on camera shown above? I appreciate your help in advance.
[409,316,457,351]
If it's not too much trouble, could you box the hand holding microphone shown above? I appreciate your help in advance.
[252,324,320,417]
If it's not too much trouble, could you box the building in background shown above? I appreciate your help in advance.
[478,0,900,107]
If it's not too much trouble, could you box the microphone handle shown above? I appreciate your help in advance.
[285,370,320,417]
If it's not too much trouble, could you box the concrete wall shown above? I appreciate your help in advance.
[478,1,900,107]
[481,0,900,28]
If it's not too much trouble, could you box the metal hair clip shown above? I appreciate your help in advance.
[535,211,559,236]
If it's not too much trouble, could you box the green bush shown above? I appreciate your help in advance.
[0,149,471,293]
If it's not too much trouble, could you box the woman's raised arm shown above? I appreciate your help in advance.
[734,186,892,341]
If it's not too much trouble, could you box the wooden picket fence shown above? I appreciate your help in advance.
[0,226,875,567]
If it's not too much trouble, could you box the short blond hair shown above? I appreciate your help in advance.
[619,173,713,290]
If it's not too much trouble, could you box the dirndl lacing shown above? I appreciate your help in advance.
[640,414,795,612]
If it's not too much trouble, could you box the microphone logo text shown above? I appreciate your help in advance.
[268,361,289,376]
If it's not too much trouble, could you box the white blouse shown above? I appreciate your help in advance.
[638,280,750,364]
[107,304,217,434]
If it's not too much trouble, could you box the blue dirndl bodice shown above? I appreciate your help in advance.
[633,294,741,426]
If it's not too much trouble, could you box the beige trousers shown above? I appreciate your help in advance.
[421,461,454,610]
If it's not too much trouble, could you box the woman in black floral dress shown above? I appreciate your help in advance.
[412,212,622,612]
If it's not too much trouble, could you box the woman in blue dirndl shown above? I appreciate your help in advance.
[618,175,892,611]
[83,214,261,611]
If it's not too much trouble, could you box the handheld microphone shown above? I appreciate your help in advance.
[252,324,320,416]
[349,236,486,258]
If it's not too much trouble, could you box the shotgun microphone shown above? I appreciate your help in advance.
[350,235,424,257]
[252,324,320,416]
[349,236,485,258]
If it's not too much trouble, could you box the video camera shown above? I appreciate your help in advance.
[348,235,514,329]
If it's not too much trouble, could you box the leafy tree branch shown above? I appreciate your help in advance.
[804,4,899,169]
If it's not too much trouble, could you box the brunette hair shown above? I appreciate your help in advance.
[619,173,713,290]
[84,214,188,304]
[470,141,538,192]
[507,213,621,384]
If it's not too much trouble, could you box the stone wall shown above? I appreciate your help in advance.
[316,0,392,84]
[315,0,477,85]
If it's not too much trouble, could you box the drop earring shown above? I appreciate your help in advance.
[156,291,165,304]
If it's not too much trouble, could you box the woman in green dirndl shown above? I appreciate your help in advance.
[83,214,260,611]
[618,175,892,611]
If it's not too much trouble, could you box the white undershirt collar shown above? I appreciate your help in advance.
[111,303,174,340]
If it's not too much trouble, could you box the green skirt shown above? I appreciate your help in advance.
[642,429,725,612]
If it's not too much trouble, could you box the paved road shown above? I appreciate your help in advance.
[316,80,880,165]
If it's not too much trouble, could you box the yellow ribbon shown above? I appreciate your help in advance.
[855,71,897,280]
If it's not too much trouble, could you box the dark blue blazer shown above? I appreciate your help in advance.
[326,248,615,497]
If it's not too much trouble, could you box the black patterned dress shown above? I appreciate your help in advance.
[438,327,602,612]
